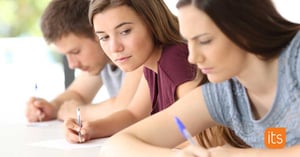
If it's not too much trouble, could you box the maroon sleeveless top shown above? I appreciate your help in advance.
[144,43,197,114]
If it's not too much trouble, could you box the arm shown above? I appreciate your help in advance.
[25,72,102,122]
[100,87,216,157]
[72,67,143,121]
[179,143,300,157]
[64,74,153,143]
[90,70,202,138]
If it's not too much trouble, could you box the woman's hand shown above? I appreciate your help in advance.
[63,118,94,143]
[175,145,210,157]
[175,144,238,157]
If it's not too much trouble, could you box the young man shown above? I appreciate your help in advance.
[25,0,142,122]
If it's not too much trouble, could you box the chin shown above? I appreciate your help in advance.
[207,75,227,83]
[88,69,101,76]
[120,66,137,72]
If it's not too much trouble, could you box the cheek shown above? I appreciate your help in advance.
[100,43,111,56]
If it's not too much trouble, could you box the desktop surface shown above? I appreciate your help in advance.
[0,121,103,157]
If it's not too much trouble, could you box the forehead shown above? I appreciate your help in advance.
[177,5,215,39]
[93,5,141,30]
[53,33,92,53]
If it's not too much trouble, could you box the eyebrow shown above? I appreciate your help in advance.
[95,22,133,34]
[191,33,209,41]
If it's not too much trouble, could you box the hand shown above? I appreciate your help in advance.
[64,118,94,143]
[57,100,82,120]
[25,97,58,122]
[175,145,210,157]
[175,144,238,157]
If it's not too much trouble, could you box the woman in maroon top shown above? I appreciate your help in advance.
[64,0,225,146]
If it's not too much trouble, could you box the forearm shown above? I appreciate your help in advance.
[218,145,300,157]
[92,110,140,138]
[50,90,85,108]
[101,133,176,157]
[81,98,125,120]
[51,91,86,120]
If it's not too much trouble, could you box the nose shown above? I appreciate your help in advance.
[66,55,80,69]
[109,38,124,53]
[187,43,204,65]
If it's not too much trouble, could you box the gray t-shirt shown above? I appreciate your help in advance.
[100,64,124,97]
[202,31,300,148]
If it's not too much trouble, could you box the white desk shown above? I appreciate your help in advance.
[0,121,102,157]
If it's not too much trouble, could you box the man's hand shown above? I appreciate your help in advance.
[25,97,58,122]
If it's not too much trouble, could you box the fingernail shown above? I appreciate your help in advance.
[80,130,85,135]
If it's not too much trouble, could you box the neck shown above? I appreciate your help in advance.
[236,56,278,96]
[143,46,163,73]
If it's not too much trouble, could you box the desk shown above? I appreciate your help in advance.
[0,121,102,157]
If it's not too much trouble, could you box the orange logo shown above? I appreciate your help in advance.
[264,128,286,149]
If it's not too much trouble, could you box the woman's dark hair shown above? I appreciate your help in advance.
[177,0,300,60]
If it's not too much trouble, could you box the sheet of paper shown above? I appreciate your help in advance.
[26,120,62,127]
[28,138,108,150]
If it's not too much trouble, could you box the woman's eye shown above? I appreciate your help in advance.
[120,29,131,35]
[99,35,108,41]
[199,39,212,45]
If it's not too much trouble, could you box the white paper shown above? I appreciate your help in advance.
[28,138,108,150]
[26,120,62,127]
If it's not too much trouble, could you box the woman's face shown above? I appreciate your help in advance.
[178,5,250,83]
[93,5,157,72]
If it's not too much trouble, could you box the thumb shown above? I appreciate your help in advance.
[184,145,210,157]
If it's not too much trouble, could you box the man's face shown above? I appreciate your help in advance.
[53,33,108,75]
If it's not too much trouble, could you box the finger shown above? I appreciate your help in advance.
[33,99,44,108]
[26,97,35,105]
[64,123,85,143]
[26,105,41,122]
[184,145,210,157]
[64,119,81,132]
[65,128,83,143]
[36,110,46,122]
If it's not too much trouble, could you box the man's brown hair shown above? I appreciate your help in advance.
[41,0,95,43]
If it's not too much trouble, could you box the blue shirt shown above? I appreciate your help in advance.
[100,64,124,97]
[202,31,300,148]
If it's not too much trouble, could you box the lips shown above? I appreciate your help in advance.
[200,67,213,74]
[115,56,131,64]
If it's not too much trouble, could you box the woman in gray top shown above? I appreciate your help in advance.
[99,0,300,156]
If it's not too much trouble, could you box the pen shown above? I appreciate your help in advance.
[174,116,197,145]
[77,107,82,143]
[35,83,42,122]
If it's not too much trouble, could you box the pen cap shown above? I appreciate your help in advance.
[175,116,186,131]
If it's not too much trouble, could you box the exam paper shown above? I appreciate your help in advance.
[28,138,108,150]
[26,120,62,127]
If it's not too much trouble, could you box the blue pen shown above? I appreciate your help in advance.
[174,116,197,145]
[35,83,42,122]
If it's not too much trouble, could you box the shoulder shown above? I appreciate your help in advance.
[159,43,196,79]
[280,31,300,81]
[201,79,246,126]
[160,43,189,61]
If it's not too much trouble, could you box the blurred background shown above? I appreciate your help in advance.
[0,0,299,123]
